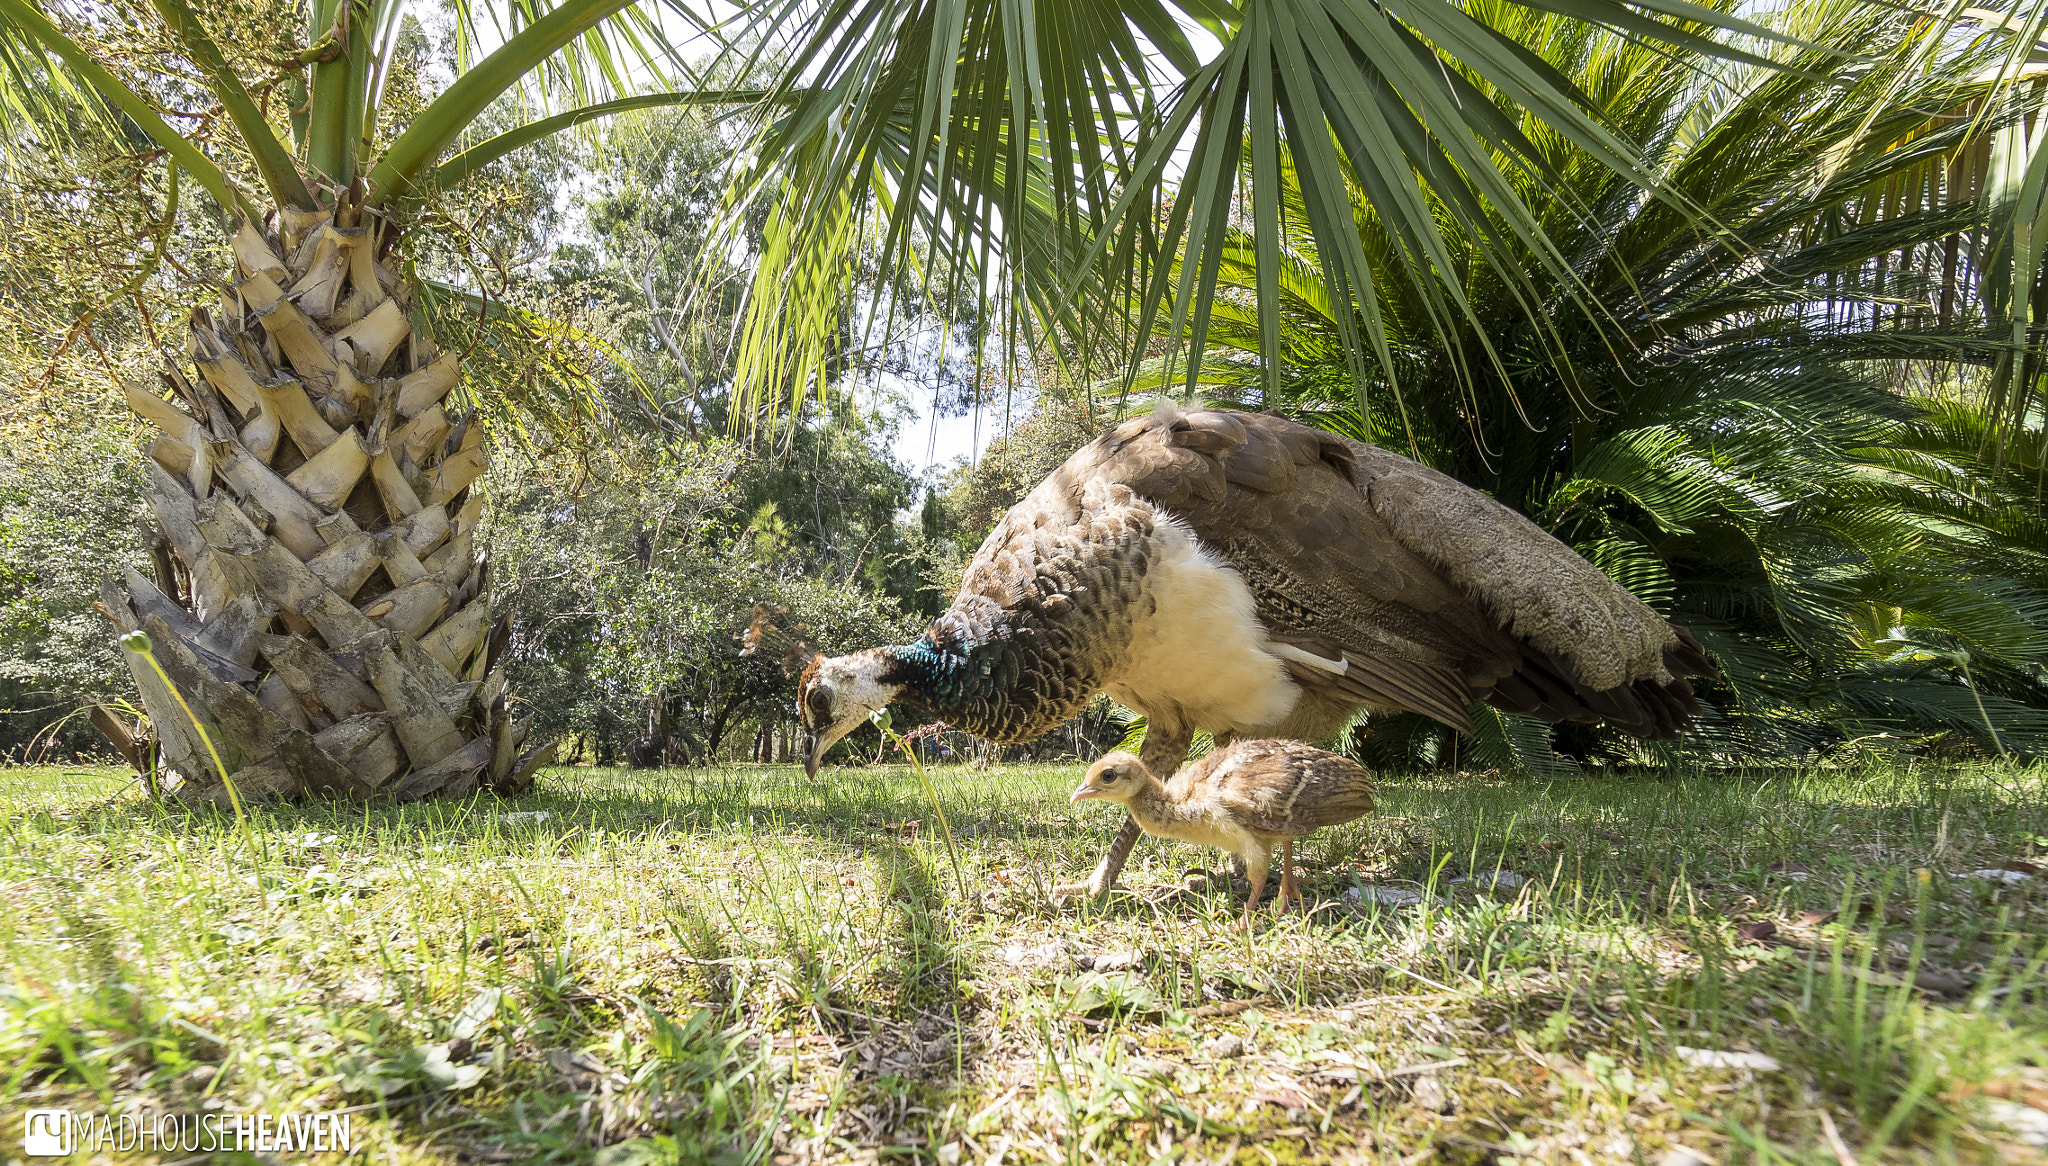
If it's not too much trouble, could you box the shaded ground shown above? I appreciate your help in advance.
[1,758,2045,1163]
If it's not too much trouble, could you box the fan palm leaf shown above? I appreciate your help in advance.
[707,0,1819,433]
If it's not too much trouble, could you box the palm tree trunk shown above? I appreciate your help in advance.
[97,191,553,804]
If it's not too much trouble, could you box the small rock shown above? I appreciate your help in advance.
[1986,1099,2048,1147]
[1204,1034,1245,1059]
[1766,862,1812,882]
[1448,871,1525,891]
[1913,965,1973,996]
[1967,869,2032,884]
[1675,1046,1781,1071]
[1657,1148,1714,1166]
[500,811,550,824]
[1411,1074,1452,1114]
[1092,950,1142,971]
[1000,942,1063,967]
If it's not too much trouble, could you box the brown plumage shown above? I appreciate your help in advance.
[795,402,1718,896]
[1071,740,1376,925]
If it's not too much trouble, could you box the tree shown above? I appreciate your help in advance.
[0,0,712,800]
[0,401,151,760]
[487,438,919,767]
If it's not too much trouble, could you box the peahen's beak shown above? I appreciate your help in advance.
[804,733,825,779]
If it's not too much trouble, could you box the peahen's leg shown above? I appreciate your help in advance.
[1239,846,1271,930]
[1055,712,1194,903]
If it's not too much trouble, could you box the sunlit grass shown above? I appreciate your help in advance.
[2,758,2045,1163]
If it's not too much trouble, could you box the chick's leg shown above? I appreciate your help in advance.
[1055,712,1192,904]
[1275,839,1299,916]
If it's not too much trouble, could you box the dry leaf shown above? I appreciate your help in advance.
[1251,1077,1311,1109]
[1190,997,1266,1019]
[1736,920,1778,943]
[1346,884,1430,906]
[1948,1075,2048,1113]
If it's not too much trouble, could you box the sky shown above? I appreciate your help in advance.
[444,0,1198,480]
[889,393,1001,478]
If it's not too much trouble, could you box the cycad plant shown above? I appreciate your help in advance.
[1181,0,2048,762]
[0,0,700,800]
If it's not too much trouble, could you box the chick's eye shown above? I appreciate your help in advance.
[1100,768,1118,783]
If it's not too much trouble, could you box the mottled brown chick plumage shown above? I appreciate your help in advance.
[1071,739,1376,925]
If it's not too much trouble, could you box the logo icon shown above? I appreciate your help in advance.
[22,1109,72,1156]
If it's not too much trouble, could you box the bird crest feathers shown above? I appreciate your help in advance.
[739,603,818,677]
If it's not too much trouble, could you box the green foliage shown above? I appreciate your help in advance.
[487,437,920,765]
[1189,0,2048,764]
[0,409,148,759]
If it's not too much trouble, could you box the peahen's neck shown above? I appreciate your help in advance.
[884,639,991,712]
[880,619,1043,742]
[884,631,1003,721]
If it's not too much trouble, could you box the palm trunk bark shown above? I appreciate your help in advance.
[97,192,553,803]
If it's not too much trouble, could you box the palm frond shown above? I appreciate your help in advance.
[707,0,1815,432]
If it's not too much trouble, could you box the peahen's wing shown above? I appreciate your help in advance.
[1057,403,1715,738]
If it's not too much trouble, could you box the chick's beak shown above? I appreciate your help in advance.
[1069,782,1099,804]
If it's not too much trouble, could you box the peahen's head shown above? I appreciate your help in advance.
[796,650,907,778]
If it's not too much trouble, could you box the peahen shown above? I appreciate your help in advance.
[789,402,1716,899]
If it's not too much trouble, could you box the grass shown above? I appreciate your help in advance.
[1,757,2046,1164]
